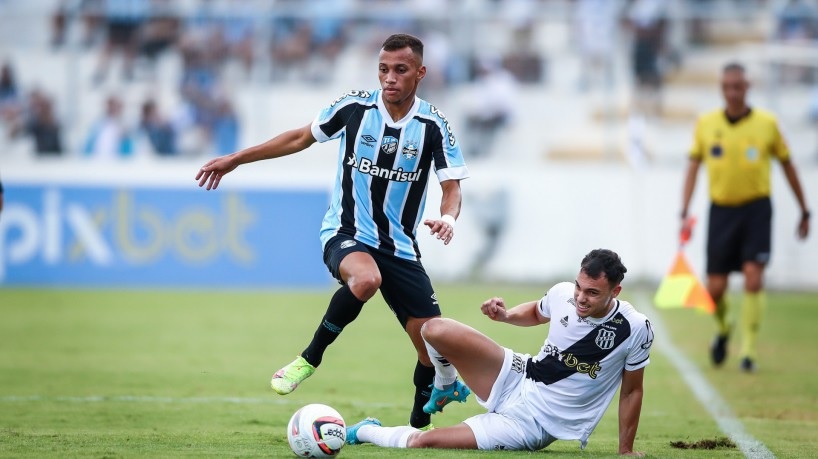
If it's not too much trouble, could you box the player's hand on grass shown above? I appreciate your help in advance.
[481,297,508,322]
[196,155,239,190]
[619,451,645,457]
[423,218,454,245]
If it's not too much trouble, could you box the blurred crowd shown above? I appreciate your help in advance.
[0,0,815,161]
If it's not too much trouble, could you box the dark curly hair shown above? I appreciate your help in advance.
[580,249,627,288]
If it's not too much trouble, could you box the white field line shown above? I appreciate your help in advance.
[640,294,776,459]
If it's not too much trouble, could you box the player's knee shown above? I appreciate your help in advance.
[406,431,431,448]
[745,279,763,292]
[348,272,381,300]
[420,317,450,343]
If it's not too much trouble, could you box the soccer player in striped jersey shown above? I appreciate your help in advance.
[195,33,470,429]
[681,62,810,372]
[345,249,652,455]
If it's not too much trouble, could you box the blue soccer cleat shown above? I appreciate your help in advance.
[346,417,381,445]
[423,379,471,414]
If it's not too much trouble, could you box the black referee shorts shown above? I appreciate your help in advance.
[706,197,772,274]
[323,234,441,328]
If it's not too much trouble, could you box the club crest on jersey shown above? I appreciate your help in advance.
[381,136,398,154]
[402,141,418,160]
[560,316,569,327]
[595,329,616,350]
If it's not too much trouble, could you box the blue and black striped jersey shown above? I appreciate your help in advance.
[312,89,469,261]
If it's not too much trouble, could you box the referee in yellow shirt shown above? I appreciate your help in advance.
[681,62,810,373]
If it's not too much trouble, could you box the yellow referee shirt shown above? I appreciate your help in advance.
[689,108,790,206]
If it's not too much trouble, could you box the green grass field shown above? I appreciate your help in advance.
[1,285,816,458]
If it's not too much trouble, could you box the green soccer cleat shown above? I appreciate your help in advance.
[423,379,471,414]
[417,423,435,431]
[270,356,315,395]
[346,417,381,445]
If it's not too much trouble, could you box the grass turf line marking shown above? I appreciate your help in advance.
[640,294,775,459]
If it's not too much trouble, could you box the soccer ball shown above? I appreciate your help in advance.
[287,403,346,457]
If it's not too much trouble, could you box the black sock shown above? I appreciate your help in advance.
[301,285,365,368]
[409,361,434,428]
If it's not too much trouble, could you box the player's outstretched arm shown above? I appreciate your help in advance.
[618,368,646,456]
[481,298,547,327]
[195,123,316,190]
[423,179,461,245]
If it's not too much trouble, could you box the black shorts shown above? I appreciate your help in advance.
[323,234,440,327]
[707,197,772,274]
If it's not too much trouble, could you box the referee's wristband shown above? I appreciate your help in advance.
[441,214,456,228]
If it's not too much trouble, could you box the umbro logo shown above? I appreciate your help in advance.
[560,316,569,327]
[360,134,377,148]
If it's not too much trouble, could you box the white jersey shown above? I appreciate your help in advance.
[524,282,654,446]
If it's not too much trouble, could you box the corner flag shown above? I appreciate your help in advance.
[653,217,715,314]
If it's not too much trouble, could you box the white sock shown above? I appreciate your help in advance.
[424,339,456,389]
[357,424,416,448]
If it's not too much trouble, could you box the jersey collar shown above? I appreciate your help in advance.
[723,107,752,125]
[377,91,420,128]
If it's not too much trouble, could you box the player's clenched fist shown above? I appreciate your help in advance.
[481,297,507,322]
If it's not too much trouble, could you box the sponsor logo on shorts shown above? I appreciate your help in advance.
[339,240,357,249]
[511,354,525,374]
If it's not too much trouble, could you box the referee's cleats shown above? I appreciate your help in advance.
[423,379,471,414]
[270,355,315,395]
[346,417,381,445]
[740,357,756,373]
[710,333,729,366]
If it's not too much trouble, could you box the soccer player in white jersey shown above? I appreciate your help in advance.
[345,249,653,455]
[195,33,470,430]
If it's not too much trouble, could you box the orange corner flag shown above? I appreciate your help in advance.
[654,217,715,314]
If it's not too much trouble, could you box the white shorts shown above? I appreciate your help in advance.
[462,348,557,451]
